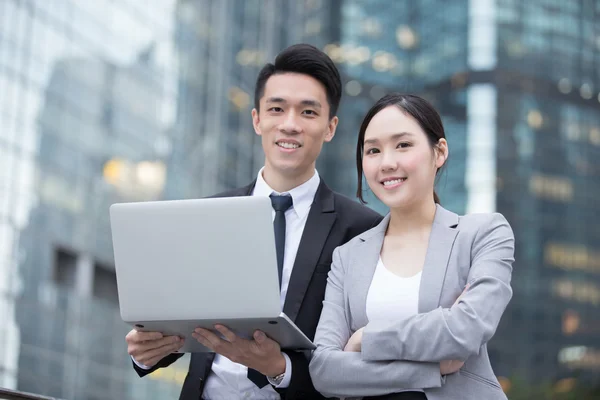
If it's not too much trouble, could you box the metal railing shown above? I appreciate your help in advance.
[1,285,185,399]
[0,388,60,400]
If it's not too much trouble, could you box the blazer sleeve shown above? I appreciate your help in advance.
[132,353,184,377]
[275,350,326,400]
[309,246,443,399]
[361,213,514,363]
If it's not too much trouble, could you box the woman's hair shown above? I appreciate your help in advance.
[356,93,447,204]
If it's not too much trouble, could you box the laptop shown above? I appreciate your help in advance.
[109,196,315,353]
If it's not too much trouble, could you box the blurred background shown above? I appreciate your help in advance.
[0,0,599,399]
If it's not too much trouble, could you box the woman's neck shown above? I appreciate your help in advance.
[387,199,437,237]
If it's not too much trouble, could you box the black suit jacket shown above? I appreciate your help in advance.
[132,179,382,400]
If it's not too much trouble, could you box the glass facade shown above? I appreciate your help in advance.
[0,0,333,398]
[167,0,335,198]
[324,0,600,393]
[322,0,470,215]
[492,0,600,388]
[1,0,599,398]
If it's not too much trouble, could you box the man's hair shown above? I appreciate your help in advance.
[254,44,342,119]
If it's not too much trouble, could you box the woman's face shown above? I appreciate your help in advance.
[362,105,447,209]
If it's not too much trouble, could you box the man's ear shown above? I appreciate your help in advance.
[324,116,339,143]
[252,108,261,136]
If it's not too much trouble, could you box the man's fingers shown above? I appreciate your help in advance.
[129,335,180,356]
[139,331,164,341]
[126,330,163,344]
[192,332,214,351]
[215,325,238,343]
[135,339,184,365]
[194,329,227,351]
[253,330,267,343]
[195,328,225,347]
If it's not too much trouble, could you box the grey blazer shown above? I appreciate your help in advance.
[309,205,514,400]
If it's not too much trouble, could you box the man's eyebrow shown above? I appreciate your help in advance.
[264,98,322,109]
[265,97,286,104]
[300,100,322,109]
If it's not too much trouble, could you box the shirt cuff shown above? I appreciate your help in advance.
[131,355,152,370]
[266,352,292,388]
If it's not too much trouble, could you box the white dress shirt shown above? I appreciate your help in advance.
[134,168,321,400]
[203,168,320,399]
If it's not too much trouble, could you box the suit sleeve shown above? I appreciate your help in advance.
[274,350,325,400]
[132,353,184,378]
[309,247,443,399]
[361,213,514,362]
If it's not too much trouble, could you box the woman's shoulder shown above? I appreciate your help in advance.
[335,216,387,259]
[458,211,511,230]
[456,211,514,244]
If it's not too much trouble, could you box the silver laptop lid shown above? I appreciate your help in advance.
[109,196,281,322]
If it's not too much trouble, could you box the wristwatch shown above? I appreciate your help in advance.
[270,372,285,386]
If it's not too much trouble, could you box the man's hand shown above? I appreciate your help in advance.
[126,330,184,368]
[193,325,286,377]
[344,327,364,352]
[440,359,464,375]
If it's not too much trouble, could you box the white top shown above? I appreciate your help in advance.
[366,257,422,322]
[204,168,321,400]
[366,257,423,394]
[134,168,321,399]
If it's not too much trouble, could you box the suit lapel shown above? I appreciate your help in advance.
[350,215,389,327]
[418,205,459,313]
[283,182,336,321]
[209,180,256,198]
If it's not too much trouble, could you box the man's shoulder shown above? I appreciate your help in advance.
[331,191,382,225]
[207,182,255,199]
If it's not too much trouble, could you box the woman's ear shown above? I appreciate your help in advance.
[435,138,448,169]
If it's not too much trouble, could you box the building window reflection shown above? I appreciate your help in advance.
[529,174,574,202]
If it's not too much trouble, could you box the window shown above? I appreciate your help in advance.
[93,263,118,304]
[53,247,77,288]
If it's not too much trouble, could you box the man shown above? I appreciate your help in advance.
[125,43,382,400]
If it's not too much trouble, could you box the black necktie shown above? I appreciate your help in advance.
[247,193,293,389]
[269,194,293,287]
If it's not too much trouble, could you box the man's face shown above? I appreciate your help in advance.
[252,73,338,179]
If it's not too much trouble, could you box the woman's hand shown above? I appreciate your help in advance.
[440,359,464,375]
[344,327,364,352]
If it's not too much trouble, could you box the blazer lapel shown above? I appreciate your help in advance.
[209,180,256,198]
[349,215,390,327]
[283,182,336,321]
[418,205,460,313]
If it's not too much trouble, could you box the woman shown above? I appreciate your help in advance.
[309,94,514,400]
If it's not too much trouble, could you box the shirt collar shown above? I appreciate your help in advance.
[252,167,320,220]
